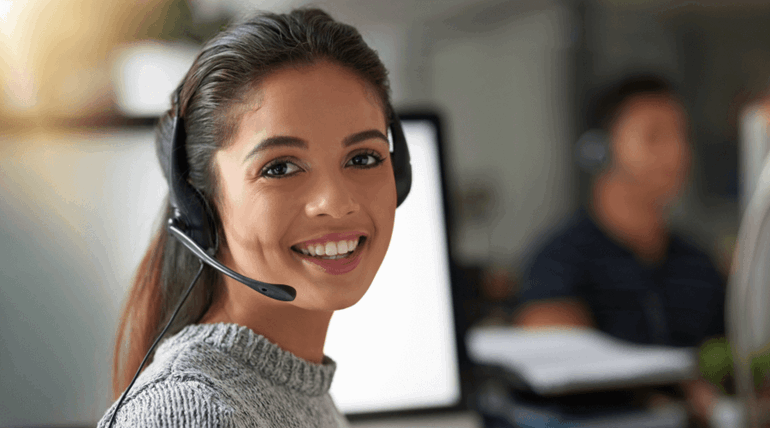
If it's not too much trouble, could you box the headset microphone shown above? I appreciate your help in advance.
[167,222,296,301]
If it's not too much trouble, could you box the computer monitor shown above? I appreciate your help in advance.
[324,113,463,416]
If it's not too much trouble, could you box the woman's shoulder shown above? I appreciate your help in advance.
[97,326,246,428]
[98,375,236,428]
[99,323,345,427]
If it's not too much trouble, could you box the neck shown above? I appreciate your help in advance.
[200,276,332,364]
[592,170,671,264]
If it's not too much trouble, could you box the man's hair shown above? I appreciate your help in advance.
[588,74,678,131]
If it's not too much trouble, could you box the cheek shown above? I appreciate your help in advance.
[373,180,398,212]
[367,175,397,255]
[672,140,691,171]
[220,182,296,251]
[616,133,647,175]
[362,170,397,218]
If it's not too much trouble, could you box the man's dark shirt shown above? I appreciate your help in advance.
[519,209,725,347]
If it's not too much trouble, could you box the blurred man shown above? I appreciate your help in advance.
[514,75,726,423]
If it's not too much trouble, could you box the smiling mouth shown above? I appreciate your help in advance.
[291,236,367,260]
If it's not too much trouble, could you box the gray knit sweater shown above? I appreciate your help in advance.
[98,323,349,428]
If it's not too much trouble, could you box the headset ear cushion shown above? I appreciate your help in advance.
[389,113,412,207]
[575,129,611,174]
[167,114,217,251]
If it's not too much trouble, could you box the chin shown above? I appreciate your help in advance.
[299,292,367,312]
[327,293,366,311]
[287,239,388,311]
[294,277,372,312]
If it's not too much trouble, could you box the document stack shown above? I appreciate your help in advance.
[466,326,697,428]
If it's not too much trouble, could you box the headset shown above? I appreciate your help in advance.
[574,128,611,174]
[107,91,412,427]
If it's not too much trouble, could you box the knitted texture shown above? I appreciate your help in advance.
[98,323,349,428]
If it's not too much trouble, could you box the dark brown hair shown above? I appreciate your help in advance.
[112,7,392,399]
[589,73,678,131]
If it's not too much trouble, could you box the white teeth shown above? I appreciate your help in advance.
[325,242,338,256]
[296,237,362,257]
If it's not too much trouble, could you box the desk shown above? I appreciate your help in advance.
[350,411,482,428]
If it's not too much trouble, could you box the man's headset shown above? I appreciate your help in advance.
[574,128,611,174]
[107,90,412,427]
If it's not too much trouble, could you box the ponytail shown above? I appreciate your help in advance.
[111,211,166,399]
[111,203,220,399]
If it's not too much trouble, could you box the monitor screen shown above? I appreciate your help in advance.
[325,114,462,415]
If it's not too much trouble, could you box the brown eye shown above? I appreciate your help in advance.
[261,160,301,178]
[346,150,384,168]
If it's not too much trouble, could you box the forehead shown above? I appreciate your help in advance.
[617,93,686,124]
[250,61,384,120]
[224,61,388,160]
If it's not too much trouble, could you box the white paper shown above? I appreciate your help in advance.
[466,326,697,396]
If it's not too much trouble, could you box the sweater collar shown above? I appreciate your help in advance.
[165,323,336,396]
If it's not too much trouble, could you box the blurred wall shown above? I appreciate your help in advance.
[427,5,575,267]
[0,1,187,425]
[0,129,166,426]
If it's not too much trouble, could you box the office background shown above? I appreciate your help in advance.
[1,0,767,426]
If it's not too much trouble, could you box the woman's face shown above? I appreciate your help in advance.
[214,61,397,311]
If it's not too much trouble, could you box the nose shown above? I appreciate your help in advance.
[304,172,360,219]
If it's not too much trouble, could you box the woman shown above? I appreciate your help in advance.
[99,8,407,427]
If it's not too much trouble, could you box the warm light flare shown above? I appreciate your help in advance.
[0,0,178,123]
[0,1,12,22]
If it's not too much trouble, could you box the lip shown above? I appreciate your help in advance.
[292,231,366,248]
[292,237,366,275]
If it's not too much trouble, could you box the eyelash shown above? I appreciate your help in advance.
[347,149,385,169]
[259,156,301,179]
[258,150,386,179]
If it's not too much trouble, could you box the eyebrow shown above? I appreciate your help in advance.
[243,129,389,164]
